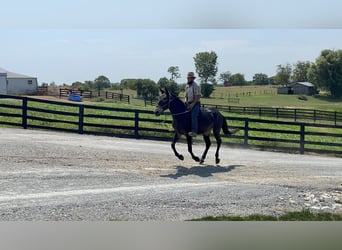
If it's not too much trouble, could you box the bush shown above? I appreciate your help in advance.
[201,83,215,98]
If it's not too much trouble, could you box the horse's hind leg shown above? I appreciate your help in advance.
[171,133,184,161]
[200,135,211,164]
[213,131,222,164]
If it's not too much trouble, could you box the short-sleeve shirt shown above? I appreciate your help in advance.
[185,82,201,103]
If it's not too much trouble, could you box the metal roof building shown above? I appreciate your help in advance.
[0,67,38,95]
[277,82,317,96]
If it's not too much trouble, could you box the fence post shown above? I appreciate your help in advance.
[334,111,337,126]
[22,97,28,129]
[244,119,249,146]
[300,124,305,154]
[78,105,84,134]
[134,111,139,139]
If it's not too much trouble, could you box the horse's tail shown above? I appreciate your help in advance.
[222,115,239,135]
[222,116,231,134]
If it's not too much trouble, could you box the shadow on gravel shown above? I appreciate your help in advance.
[160,164,244,179]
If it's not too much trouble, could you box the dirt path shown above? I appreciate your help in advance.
[0,127,341,220]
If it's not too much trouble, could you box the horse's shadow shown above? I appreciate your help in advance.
[160,164,244,179]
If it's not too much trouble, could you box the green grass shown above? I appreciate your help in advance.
[202,93,342,112]
[190,209,342,221]
[107,86,342,112]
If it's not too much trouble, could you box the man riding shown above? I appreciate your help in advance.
[185,72,201,137]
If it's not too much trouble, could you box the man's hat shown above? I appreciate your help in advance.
[187,72,196,78]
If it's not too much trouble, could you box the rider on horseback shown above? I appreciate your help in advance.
[185,72,201,137]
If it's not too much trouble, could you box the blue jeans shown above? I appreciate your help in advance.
[191,102,200,133]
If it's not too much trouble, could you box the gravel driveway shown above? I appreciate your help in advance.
[0,127,341,220]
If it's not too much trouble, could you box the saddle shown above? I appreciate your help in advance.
[200,107,215,121]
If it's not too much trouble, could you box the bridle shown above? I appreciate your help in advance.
[160,94,191,116]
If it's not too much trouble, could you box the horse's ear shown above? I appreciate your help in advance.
[165,88,170,97]
[160,88,165,94]
[170,92,177,98]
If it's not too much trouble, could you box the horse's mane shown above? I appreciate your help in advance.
[169,94,187,115]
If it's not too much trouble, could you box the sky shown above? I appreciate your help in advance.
[1,0,342,84]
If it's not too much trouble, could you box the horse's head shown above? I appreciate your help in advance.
[154,89,186,116]
[154,89,170,116]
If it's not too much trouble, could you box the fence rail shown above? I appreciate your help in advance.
[1,94,341,156]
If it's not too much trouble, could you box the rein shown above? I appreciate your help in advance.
[168,96,191,116]
[171,109,191,116]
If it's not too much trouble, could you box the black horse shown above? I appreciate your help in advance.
[154,89,238,164]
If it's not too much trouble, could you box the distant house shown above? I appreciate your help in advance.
[277,82,316,96]
[223,82,233,87]
[0,67,38,95]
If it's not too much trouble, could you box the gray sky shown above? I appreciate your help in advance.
[1,0,342,84]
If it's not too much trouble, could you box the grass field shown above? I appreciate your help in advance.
[119,85,342,112]
[203,86,342,111]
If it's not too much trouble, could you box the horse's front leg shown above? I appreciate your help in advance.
[171,132,184,161]
[186,135,200,162]
[200,135,211,164]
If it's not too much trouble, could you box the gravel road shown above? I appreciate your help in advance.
[0,127,341,221]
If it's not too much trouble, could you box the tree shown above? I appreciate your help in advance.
[219,71,232,84]
[135,79,158,99]
[85,80,94,90]
[309,49,342,99]
[193,51,218,84]
[253,73,269,85]
[230,73,246,86]
[157,77,169,89]
[274,64,292,85]
[94,75,111,91]
[167,66,181,81]
[71,81,90,91]
[157,77,180,96]
[120,79,137,90]
[292,61,312,82]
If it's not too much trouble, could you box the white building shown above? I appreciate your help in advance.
[0,67,38,95]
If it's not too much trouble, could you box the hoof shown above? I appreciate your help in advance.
[193,156,200,162]
[178,155,184,161]
[216,158,220,164]
[200,158,205,164]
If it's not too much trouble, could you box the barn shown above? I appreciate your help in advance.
[0,67,38,95]
[277,82,316,96]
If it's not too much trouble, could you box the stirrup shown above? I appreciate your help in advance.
[188,132,197,137]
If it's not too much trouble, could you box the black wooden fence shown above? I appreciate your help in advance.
[202,104,342,125]
[1,94,341,156]
[59,88,130,103]
[145,100,341,125]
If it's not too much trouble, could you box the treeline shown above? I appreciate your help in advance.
[52,75,184,100]
[43,49,342,99]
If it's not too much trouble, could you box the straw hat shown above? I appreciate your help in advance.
[187,72,196,78]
